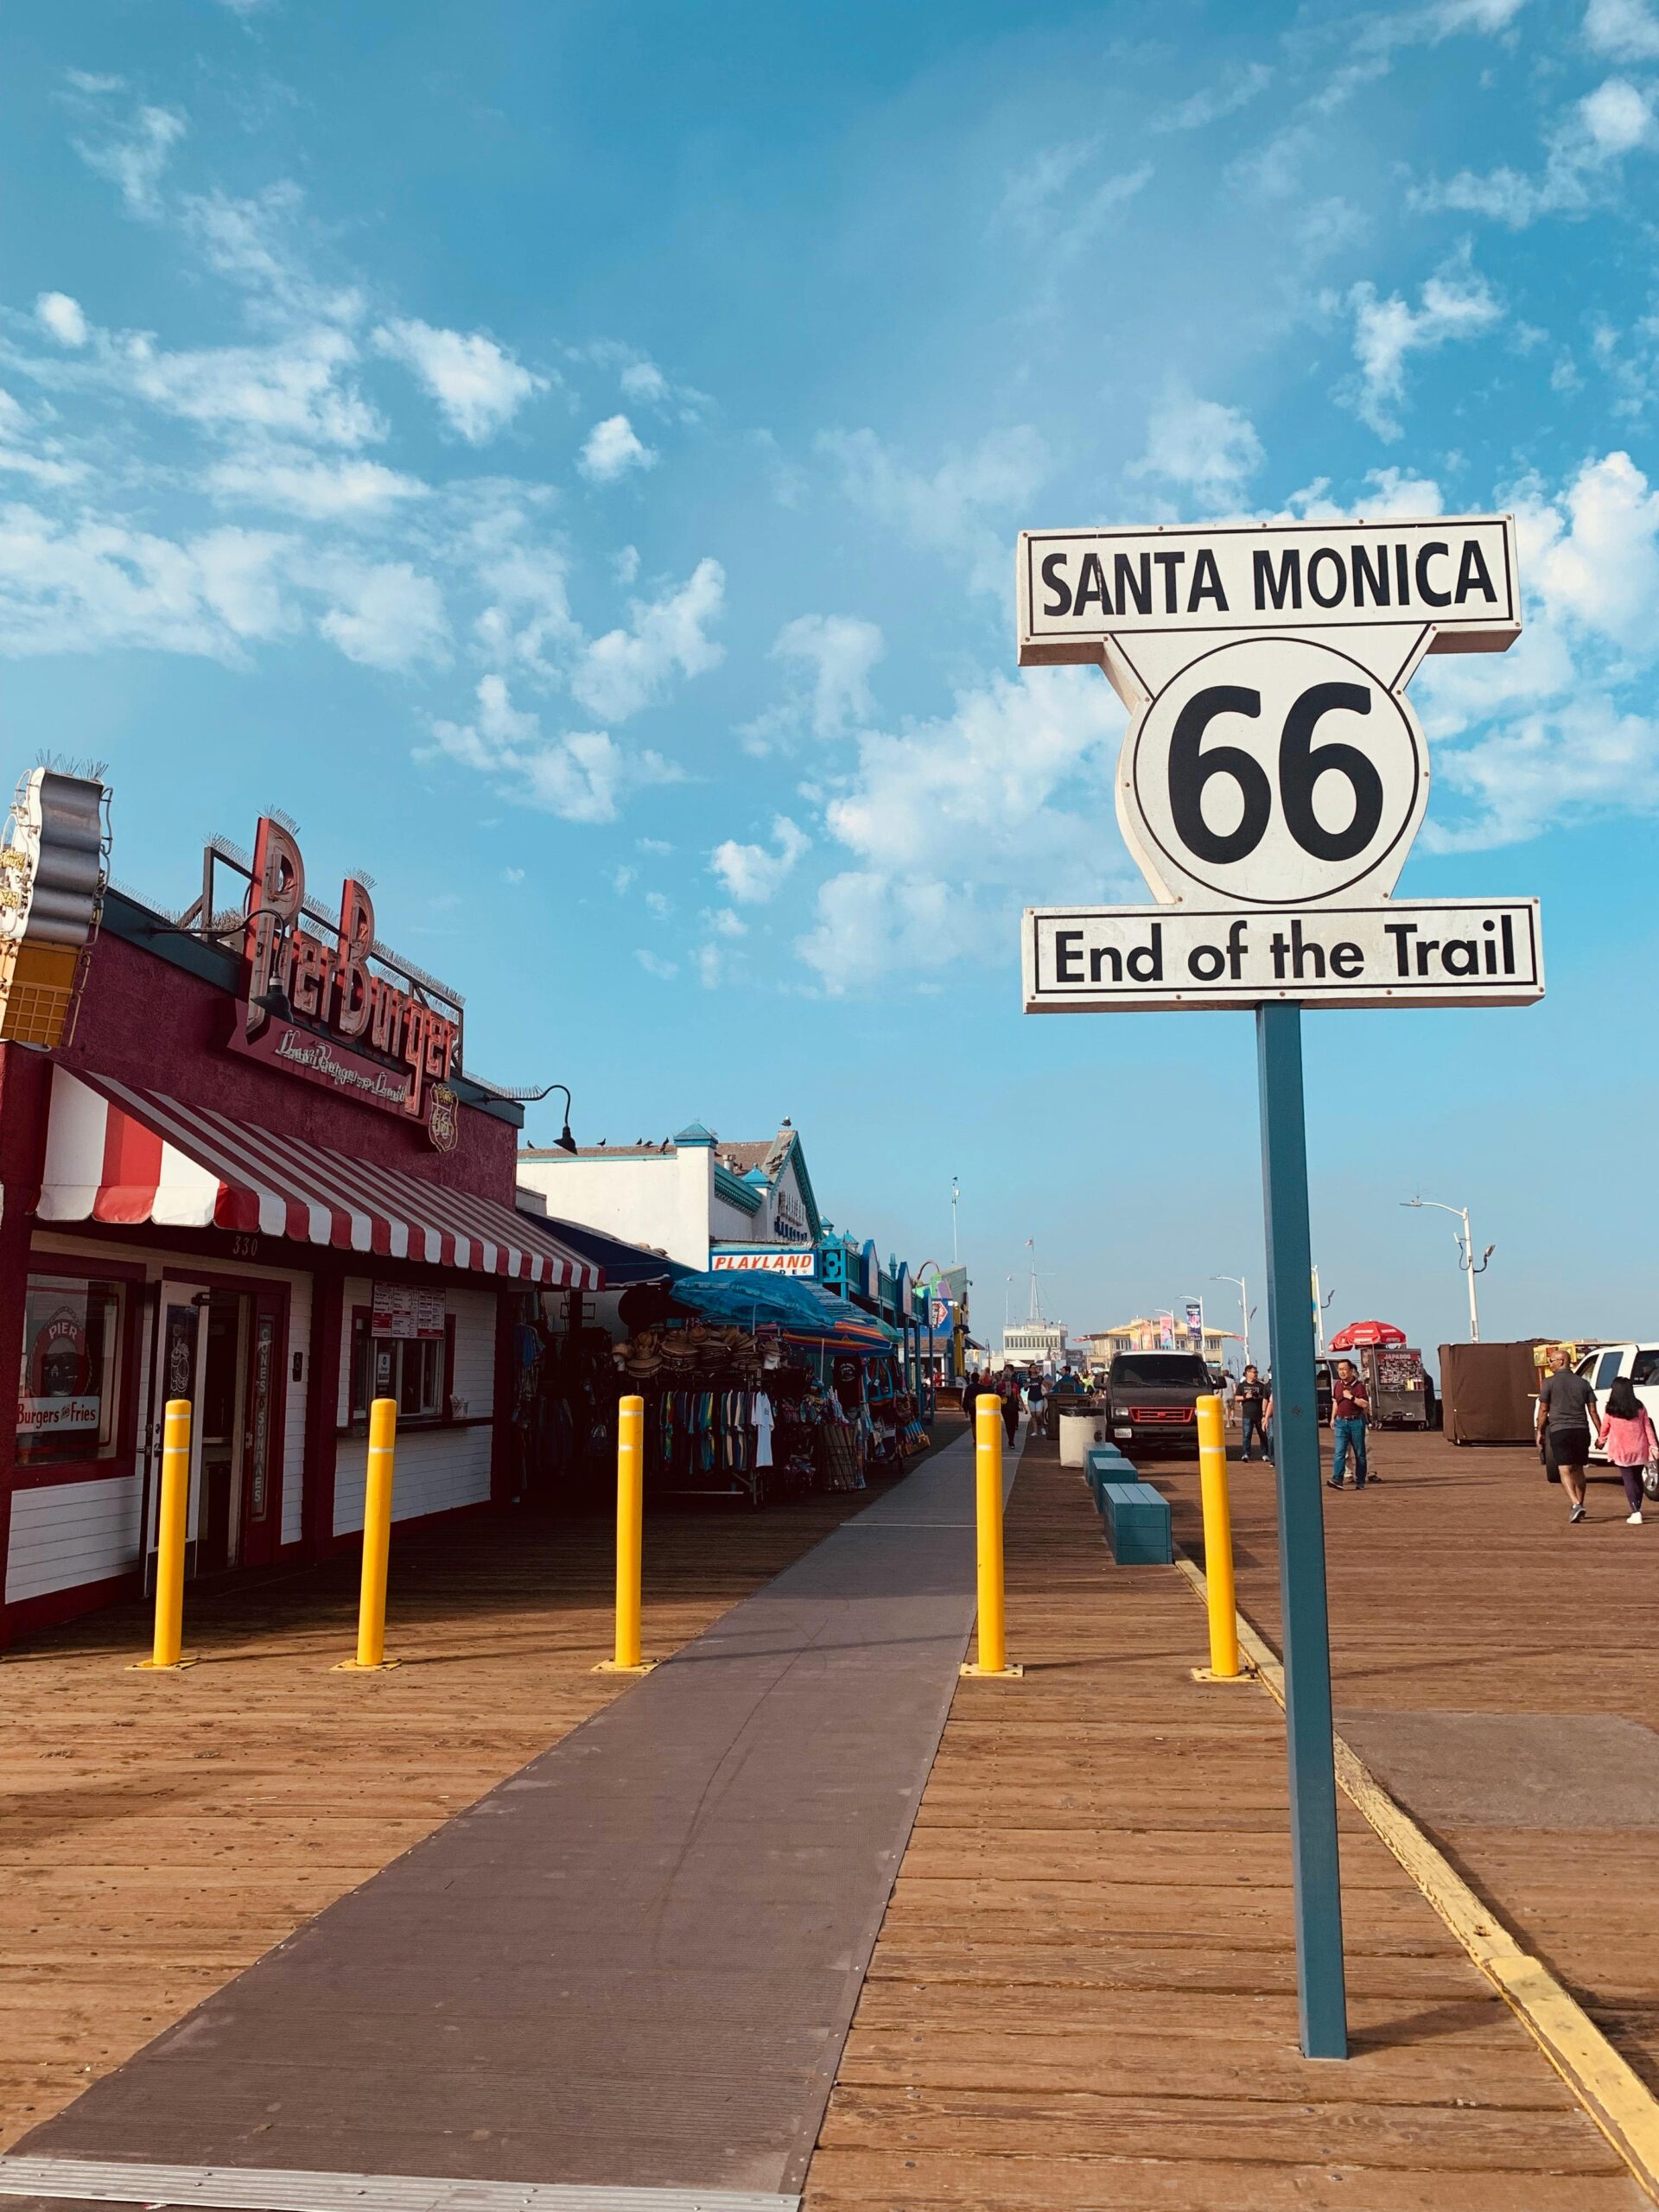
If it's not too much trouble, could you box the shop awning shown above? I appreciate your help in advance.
[534,1212,686,1287]
[38,1067,601,1287]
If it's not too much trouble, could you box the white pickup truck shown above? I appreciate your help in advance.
[1573,1342,1659,1460]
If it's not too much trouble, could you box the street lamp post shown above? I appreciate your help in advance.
[1402,1197,1494,1341]
[1212,1274,1252,1369]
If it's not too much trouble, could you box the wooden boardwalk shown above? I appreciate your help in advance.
[0,1467,910,2156]
[808,1430,1647,2211]
[1163,1425,1659,2099]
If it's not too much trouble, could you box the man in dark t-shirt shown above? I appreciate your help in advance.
[1236,1365,1268,1460]
[1537,1350,1599,1522]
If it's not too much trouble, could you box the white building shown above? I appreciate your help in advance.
[1001,1320,1068,1370]
[517,1118,822,1274]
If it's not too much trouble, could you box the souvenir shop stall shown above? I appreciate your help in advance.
[499,1217,690,1510]
[616,1271,931,1509]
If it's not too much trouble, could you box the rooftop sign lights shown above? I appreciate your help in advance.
[0,766,107,1050]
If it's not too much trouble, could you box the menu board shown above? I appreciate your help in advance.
[371,1281,446,1340]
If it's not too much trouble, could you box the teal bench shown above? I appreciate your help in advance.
[1100,1478,1173,1565]
[1086,1444,1135,1507]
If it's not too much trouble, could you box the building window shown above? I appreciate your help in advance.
[17,1274,124,1467]
[348,1310,451,1426]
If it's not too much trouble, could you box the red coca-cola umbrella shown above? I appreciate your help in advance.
[1330,1319,1408,1350]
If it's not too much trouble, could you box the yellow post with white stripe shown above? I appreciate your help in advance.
[1192,1392,1249,1682]
[595,1394,655,1675]
[334,1398,400,1672]
[962,1393,1021,1680]
[129,1398,196,1671]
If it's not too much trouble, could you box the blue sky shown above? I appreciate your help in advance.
[2,0,1656,1361]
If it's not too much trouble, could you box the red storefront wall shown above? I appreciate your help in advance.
[0,922,525,1647]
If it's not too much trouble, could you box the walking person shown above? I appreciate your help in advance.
[1024,1369,1047,1440]
[1328,1357,1370,1491]
[999,1371,1020,1447]
[1236,1364,1268,1461]
[1596,1376,1656,1524]
[1537,1347,1599,1522]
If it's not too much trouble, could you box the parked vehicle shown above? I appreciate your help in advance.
[1103,1350,1211,1453]
[1573,1343,1659,1462]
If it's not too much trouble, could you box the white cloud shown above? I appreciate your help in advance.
[1585,0,1659,58]
[472,535,579,677]
[35,293,88,347]
[0,391,85,488]
[315,561,449,670]
[372,319,546,442]
[819,424,1049,597]
[710,817,809,904]
[995,149,1153,261]
[1519,447,1659,650]
[1426,693,1659,849]
[636,950,678,980]
[1130,386,1263,505]
[613,543,640,585]
[760,613,885,742]
[207,449,428,520]
[578,413,657,483]
[1278,467,1444,524]
[1341,250,1503,437]
[72,99,186,219]
[798,667,1128,993]
[1416,451,1659,847]
[0,502,287,658]
[570,556,725,721]
[114,326,383,447]
[192,526,297,639]
[620,360,668,404]
[1152,64,1273,133]
[181,186,362,328]
[1413,75,1655,225]
[424,675,682,823]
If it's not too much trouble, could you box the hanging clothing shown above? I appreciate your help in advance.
[752,1389,775,1469]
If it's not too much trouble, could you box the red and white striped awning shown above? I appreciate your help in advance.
[38,1067,602,1288]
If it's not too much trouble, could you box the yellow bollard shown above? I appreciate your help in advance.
[130,1398,196,1671]
[1192,1393,1249,1682]
[961,1394,1021,1679]
[334,1398,400,1672]
[595,1394,654,1675]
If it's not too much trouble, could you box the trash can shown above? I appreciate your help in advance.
[1058,1409,1106,1467]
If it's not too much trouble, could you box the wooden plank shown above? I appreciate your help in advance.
[804,1433,1644,2212]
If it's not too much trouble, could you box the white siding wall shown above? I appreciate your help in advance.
[280,1273,311,1548]
[5,1473,144,1605]
[516,1147,711,1268]
[332,1281,497,1537]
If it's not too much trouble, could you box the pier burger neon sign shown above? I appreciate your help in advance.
[231,815,461,1147]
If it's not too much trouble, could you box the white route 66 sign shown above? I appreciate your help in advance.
[1017,514,1520,911]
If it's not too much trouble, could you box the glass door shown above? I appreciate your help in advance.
[147,1281,211,1582]
[237,1291,284,1570]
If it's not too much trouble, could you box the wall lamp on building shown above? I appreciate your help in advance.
[512,1081,579,1153]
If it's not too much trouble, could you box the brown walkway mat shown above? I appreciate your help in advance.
[13,1431,996,2202]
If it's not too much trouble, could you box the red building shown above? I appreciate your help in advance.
[0,796,598,1648]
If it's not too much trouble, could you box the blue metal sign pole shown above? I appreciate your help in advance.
[1256,1001,1348,2060]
